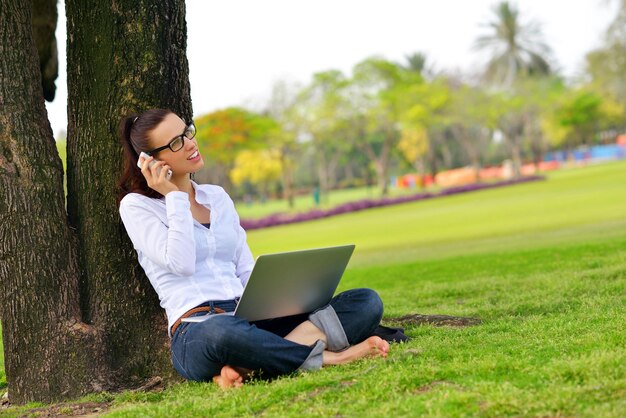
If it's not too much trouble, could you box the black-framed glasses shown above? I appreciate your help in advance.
[145,122,196,155]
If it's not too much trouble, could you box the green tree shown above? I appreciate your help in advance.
[262,80,303,207]
[491,77,562,176]
[446,80,498,180]
[230,149,283,199]
[395,75,451,181]
[474,0,557,177]
[194,107,279,191]
[585,1,626,106]
[474,1,552,176]
[474,1,553,88]
[296,70,354,199]
[544,88,625,151]
[348,57,422,195]
[397,125,429,184]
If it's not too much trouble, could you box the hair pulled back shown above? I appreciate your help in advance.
[116,108,173,207]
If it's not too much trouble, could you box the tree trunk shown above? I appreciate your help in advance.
[411,158,426,189]
[374,161,388,196]
[357,135,391,196]
[0,1,104,403]
[0,0,193,404]
[427,135,440,182]
[440,139,453,169]
[316,151,330,202]
[525,118,544,170]
[327,151,340,190]
[509,137,523,178]
[452,125,481,182]
[530,140,543,169]
[280,151,295,208]
[31,0,58,101]
[65,0,192,391]
[378,132,394,196]
[344,160,355,184]
[429,153,438,183]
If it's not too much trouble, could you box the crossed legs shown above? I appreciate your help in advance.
[213,289,388,388]
[214,320,389,388]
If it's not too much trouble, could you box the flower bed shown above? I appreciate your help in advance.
[240,175,546,230]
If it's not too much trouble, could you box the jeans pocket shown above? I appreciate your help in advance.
[179,321,192,335]
[171,331,188,379]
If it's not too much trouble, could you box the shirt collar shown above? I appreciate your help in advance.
[190,180,214,206]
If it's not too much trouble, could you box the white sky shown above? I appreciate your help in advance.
[46,0,618,138]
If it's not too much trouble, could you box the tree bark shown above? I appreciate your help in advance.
[0,1,104,403]
[65,0,192,390]
[31,0,58,101]
[0,0,193,404]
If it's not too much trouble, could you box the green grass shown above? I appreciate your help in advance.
[246,161,626,267]
[2,160,625,417]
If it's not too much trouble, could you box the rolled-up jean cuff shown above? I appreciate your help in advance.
[309,305,350,352]
[297,340,325,371]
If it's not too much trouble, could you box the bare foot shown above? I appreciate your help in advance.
[323,336,390,365]
[212,365,243,389]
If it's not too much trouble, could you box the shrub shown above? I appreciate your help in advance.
[240,176,546,230]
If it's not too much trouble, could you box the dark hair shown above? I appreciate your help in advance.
[116,108,173,207]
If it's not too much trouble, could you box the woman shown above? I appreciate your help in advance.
[117,108,389,388]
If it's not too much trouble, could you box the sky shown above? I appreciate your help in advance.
[46,0,618,138]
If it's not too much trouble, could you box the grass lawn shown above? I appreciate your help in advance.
[247,161,626,268]
[1,160,625,417]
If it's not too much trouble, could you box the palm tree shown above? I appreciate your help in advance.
[474,1,553,87]
[404,52,427,74]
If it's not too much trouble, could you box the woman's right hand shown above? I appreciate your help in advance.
[139,155,179,196]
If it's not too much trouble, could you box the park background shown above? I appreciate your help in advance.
[1,0,625,416]
[49,0,625,215]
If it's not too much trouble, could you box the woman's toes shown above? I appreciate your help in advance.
[213,365,244,389]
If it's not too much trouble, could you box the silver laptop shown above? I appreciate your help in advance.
[182,244,355,323]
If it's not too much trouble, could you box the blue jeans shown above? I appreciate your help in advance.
[170,288,384,381]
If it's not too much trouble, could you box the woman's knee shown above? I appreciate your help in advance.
[182,316,251,381]
[347,288,384,322]
[365,288,384,324]
[332,288,384,343]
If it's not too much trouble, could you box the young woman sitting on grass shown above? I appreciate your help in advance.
[116,108,390,388]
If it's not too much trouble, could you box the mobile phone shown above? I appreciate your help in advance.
[137,151,172,180]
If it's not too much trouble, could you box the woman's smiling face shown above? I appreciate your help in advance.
[147,112,204,175]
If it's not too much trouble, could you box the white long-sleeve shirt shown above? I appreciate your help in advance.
[118,181,255,335]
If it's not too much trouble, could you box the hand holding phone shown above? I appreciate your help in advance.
[138,152,173,180]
